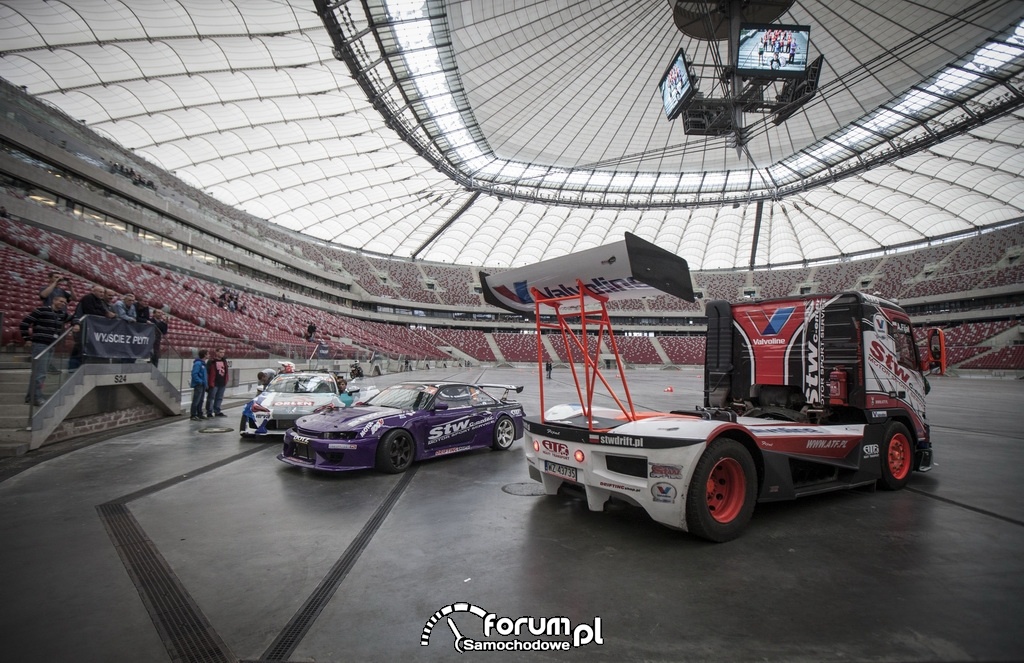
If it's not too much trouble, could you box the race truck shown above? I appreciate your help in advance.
[480,232,944,542]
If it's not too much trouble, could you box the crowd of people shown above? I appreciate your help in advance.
[216,287,246,313]
[756,29,799,68]
[110,162,157,190]
[18,272,170,405]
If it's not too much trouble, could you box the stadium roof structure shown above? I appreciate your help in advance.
[2,0,1024,269]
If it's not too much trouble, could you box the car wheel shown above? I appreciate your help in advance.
[491,416,515,450]
[376,429,414,473]
[685,437,757,542]
[239,416,250,438]
[878,422,913,490]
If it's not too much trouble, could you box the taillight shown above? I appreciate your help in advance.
[252,403,270,413]
[574,449,585,463]
[533,440,540,452]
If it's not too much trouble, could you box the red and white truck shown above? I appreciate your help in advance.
[481,233,943,541]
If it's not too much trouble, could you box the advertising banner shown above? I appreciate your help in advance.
[82,316,157,360]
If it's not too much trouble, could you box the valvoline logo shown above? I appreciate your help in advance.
[760,306,796,335]
[494,280,533,305]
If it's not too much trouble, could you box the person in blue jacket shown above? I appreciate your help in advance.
[190,349,209,421]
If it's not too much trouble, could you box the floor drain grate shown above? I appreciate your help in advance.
[198,427,235,433]
[97,503,234,663]
[502,482,547,496]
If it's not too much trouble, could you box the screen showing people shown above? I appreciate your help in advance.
[658,50,694,120]
[737,23,810,77]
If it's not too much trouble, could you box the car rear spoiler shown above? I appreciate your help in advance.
[478,232,694,315]
[478,384,524,401]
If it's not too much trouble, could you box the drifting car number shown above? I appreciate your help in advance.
[543,460,577,482]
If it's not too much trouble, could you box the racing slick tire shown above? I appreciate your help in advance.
[376,429,415,473]
[239,416,250,438]
[685,437,757,542]
[491,415,516,451]
[877,422,913,491]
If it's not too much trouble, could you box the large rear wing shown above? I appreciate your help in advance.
[478,233,694,429]
[479,232,695,315]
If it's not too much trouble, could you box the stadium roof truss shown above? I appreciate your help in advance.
[1,0,1024,269]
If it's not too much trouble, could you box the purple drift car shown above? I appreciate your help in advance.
[279,382,525,473]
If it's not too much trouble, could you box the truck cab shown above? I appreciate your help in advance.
[705,292,935,471]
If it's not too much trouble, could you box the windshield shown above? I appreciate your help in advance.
[365,385,435,410]
[266,375,338,395]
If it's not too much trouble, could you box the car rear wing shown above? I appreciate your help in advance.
[478,384,524,401]
[479,232,695,315]
[478,233,694,429]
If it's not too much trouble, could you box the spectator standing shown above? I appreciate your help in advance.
[113,293,137,322]
[546,361,553,379]
[75,284,116,320]
[69,284,114,370]
[190,350,208,421]
[39,272,74,307]
[104,288,118,313]
[135,299,151,324]
[206,348,230,417]
[150,309,168,367]
[20,295,69,405]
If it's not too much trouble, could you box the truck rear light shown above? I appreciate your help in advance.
[574,449,585,463]
[533,440,540,452]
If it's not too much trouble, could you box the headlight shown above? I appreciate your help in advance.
[323,431,357,440]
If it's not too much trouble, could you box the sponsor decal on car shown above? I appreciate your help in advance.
[271,400,316,407]
[598,480,642,494]
[540,439,570,458]
[433,445,472,456]
[588,433,643,448]
[291,434,310,444]
[651,482,677,504]
[421,603,603,653]
[360,418,385,437]
[328,443,359,450]
[806,439,848,450]
[649,463,683,479]
[863,443,880,458]
[427,416,493,444]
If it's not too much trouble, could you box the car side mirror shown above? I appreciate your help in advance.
[434,402,448,411]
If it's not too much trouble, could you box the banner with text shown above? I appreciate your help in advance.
[82,316,157,360]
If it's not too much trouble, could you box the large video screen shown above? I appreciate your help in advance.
[658,49,695,120]
[737,23,811,78]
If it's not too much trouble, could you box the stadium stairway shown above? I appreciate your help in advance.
[0,363,181,456]
[0,359,33,454]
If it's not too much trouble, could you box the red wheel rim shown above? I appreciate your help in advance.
[706,457,746,523]
[888,433,911,480]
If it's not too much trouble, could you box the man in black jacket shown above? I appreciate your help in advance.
[69,284,115,370]
[21,295,69,405]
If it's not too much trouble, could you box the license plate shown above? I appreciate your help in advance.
[543,460,577,482]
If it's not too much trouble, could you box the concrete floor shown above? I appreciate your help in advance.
[1,367,1022,662]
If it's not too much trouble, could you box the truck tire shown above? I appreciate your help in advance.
[878,422,913,490]
[685,437,757,542]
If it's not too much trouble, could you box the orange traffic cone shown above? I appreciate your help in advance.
[664,386,674,393]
